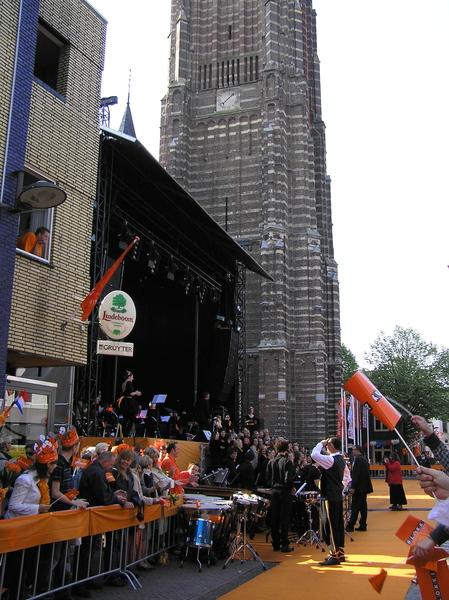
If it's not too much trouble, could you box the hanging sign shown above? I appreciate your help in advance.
[99,291,136,340]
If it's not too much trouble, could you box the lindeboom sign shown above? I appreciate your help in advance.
[99,291,136,340]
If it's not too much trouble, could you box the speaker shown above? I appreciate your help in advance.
[210,328,239,406]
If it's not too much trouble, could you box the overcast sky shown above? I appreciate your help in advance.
[91,0,449,367]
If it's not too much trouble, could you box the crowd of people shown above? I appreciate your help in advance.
[0,410,447,598]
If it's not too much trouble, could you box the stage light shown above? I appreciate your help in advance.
[166,255,178,281]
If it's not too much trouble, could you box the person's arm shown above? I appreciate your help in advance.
[311,441,334,470]
[51,479,88,509]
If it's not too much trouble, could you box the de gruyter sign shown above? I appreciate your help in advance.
[99,291,136,340]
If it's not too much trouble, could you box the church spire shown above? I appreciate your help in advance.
[119,69,136,138]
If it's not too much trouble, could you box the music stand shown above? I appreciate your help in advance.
[151,394,167,437]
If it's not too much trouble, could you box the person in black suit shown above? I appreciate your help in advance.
[346,445,373,532]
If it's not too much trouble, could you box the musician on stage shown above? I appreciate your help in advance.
[311,437,351,565]
[266,439,295,553]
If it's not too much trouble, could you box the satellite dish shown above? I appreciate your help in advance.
[14,181,67,212]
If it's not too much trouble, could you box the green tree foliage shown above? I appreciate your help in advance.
[341,343,359,384]
[364,326,449,430]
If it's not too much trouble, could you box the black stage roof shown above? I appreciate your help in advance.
[100,127,272,284]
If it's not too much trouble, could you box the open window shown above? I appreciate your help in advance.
[16,171,54,261]
[34,20,69,98]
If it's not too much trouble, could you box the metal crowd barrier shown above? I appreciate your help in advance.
[0,502,181,600]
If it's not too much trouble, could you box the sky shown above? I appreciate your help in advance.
[90,0,449,367]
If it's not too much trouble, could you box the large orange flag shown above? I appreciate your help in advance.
[343,371,401,431]
[80,237,139,322]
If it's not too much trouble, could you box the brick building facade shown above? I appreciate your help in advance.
[0,0,106,432]
[159,0,341,444]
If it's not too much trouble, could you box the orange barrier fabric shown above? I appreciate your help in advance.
[0,497,183,552]
[89,504,161,535]
[0,509,90,552]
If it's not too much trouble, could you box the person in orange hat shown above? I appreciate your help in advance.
[5,436,58,518]
[51,427,88,510]
[3,437,59,600]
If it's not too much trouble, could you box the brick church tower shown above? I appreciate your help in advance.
[160,0,341,445]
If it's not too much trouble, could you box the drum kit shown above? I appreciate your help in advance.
[180,492,270,572]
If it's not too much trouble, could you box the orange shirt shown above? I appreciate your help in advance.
[161,455,182,494]
[17,232,43,257]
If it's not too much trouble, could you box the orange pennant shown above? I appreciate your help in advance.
[368,568,387,593]
[105,472,115,482]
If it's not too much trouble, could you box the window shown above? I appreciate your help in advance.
[34,21,69,97]
[16,171,54,261]
[373,417,389,432]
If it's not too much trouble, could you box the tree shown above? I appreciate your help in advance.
[364,326,449,434]
[341,343,359,384]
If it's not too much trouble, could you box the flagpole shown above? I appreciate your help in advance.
[393,427,420,468]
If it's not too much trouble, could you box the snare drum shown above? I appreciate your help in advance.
[186,518,215,548]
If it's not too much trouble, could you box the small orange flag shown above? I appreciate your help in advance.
[72,457,90,469]
[105,472,115,482]
[16,456,33,470]
[65,488,80,501]
[368,569,387,593]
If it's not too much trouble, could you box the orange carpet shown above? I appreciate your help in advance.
[219,479,434,600]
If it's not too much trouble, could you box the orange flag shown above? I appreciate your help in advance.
[368,569,387,593]
[344,371,401,430]
[395,514,433,546]
[16,456,33,470]
[415,562,449,600]
[72,457,90,469]
[65,489,80,501]
[80,237,139,322]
